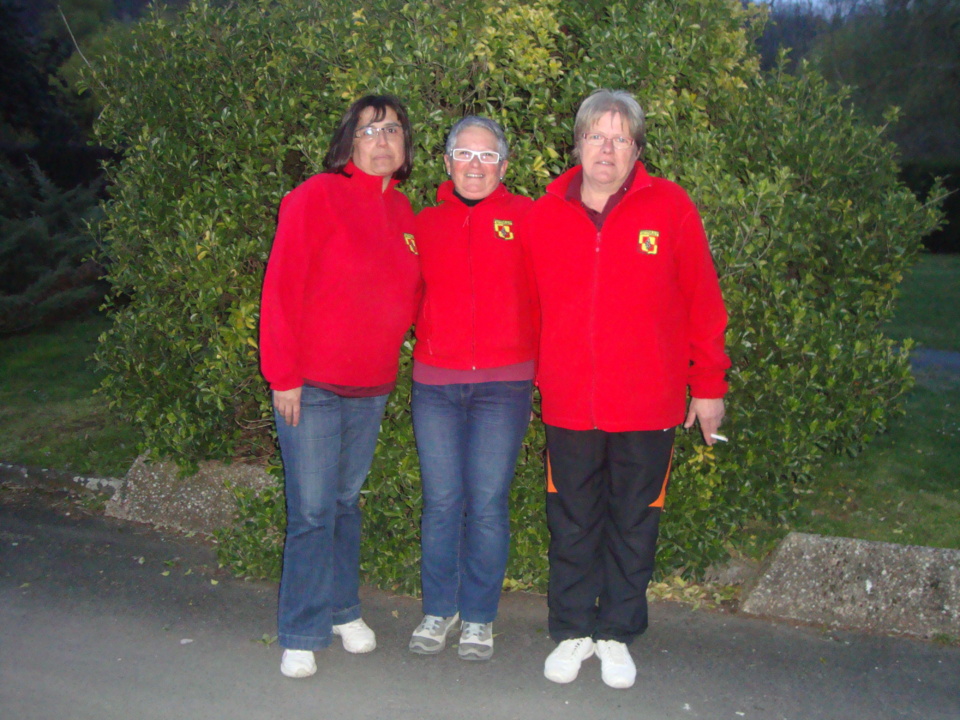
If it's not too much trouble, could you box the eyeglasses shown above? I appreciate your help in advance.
[449,148,501,164]
[354,123,403,140]
[580,133,634,149]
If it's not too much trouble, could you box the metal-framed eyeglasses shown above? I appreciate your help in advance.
[449,148,502,164]
[580,132,635,150]
[354,123,403,141]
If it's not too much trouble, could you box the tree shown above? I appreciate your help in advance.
[0,0,107,333]
[755,0,960,251]
[0,158,105,333]
[0,0,79,152]
[756,0,830,70]
[86,0,941,586]
[811,0,960,165]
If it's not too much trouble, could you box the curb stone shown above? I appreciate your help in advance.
[740,531,960,639]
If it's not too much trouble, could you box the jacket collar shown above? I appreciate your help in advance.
[344,160,400,193]
[546,161,652,201]
[436,179,511,206]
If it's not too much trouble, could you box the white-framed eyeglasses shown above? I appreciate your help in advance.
[449,148,501,164]
[581,132,634,149]
[354,123,403,140]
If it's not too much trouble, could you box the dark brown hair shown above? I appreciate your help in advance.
[322,94,414,182]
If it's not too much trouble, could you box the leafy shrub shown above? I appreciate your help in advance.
[213,475,286,583]
[87,0,942,586]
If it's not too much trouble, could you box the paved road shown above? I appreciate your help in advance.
[1,489,957,720]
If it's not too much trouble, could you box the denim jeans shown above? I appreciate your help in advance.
[412,380,532,623]
[275,386,388,650]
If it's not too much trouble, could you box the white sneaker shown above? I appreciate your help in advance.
[332,618,376,653]
[409,613,460,654]
[595,639,636,689]
[458,621,494,661]
[280,649,316,678]
[543,637,595,684]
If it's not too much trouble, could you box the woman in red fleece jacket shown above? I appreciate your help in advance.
[523,90,730,690]
[406,117,535,662]
[259,95,421,679]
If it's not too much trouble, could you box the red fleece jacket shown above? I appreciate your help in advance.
[414,181,536,369]
[259,162,420,391]
[522,162,730,431]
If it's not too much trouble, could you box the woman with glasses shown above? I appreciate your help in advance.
[407,116,535,661]
[522,90,729,689]
[260,95,421,679]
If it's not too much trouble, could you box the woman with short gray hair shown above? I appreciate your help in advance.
[571,89,646,160]
[523,89,730,689]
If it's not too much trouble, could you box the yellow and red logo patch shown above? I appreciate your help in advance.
[494,219,514,241]
[404,233,418,255]
[638,230,659,255]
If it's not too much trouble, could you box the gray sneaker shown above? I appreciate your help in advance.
[409,613,460,654]
[458,621,494,661]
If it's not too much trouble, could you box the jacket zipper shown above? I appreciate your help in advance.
[590,230,601,429]
[466,213,478,369]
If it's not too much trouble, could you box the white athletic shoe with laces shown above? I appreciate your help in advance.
[280,649,317,678]
[543,637,595,684]
[458,621,494,661]
[332,618,377,653]
[595,639,636,689]
[409,613,460,654]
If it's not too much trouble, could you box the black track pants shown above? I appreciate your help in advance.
[545,424,675,644]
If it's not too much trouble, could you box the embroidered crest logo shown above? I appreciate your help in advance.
[638,230,659,255]
[404,233,418,255]
[494,220,514,241]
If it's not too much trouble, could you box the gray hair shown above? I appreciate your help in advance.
[572,89,646,161]
[444,116,510,161]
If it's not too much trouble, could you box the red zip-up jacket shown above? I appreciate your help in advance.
[413,181,535,369]
[259,162,420,391]
[522,162,729,431]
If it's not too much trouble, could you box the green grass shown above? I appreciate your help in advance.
[884,253,960,351]
[784,252,960,550]
[0,313,141,477]
[792,383,960,548]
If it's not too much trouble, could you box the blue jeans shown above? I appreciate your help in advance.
[276,386,388,650]
[412,380,532,623]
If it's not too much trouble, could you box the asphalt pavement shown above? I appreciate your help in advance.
[1,487,958,720]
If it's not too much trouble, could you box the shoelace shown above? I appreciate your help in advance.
[461,622,485,640]
[561,637,589,657]
[598,640,629,660]
[418,615,445,634]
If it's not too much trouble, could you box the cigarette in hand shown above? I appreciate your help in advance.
[710,433,728,442]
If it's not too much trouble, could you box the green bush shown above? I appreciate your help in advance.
[87,0,942,586]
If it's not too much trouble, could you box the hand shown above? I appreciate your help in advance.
[683,397,725,445]
[273,387,303,427]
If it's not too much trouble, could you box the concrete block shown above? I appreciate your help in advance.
[105,455,275,535]
[740,532,960,638]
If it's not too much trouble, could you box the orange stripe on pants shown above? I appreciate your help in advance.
[546,450,557,493]
[648,446,674,509]
[547,446,672,502]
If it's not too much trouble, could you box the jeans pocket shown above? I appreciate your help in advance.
[299,385,339,407]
